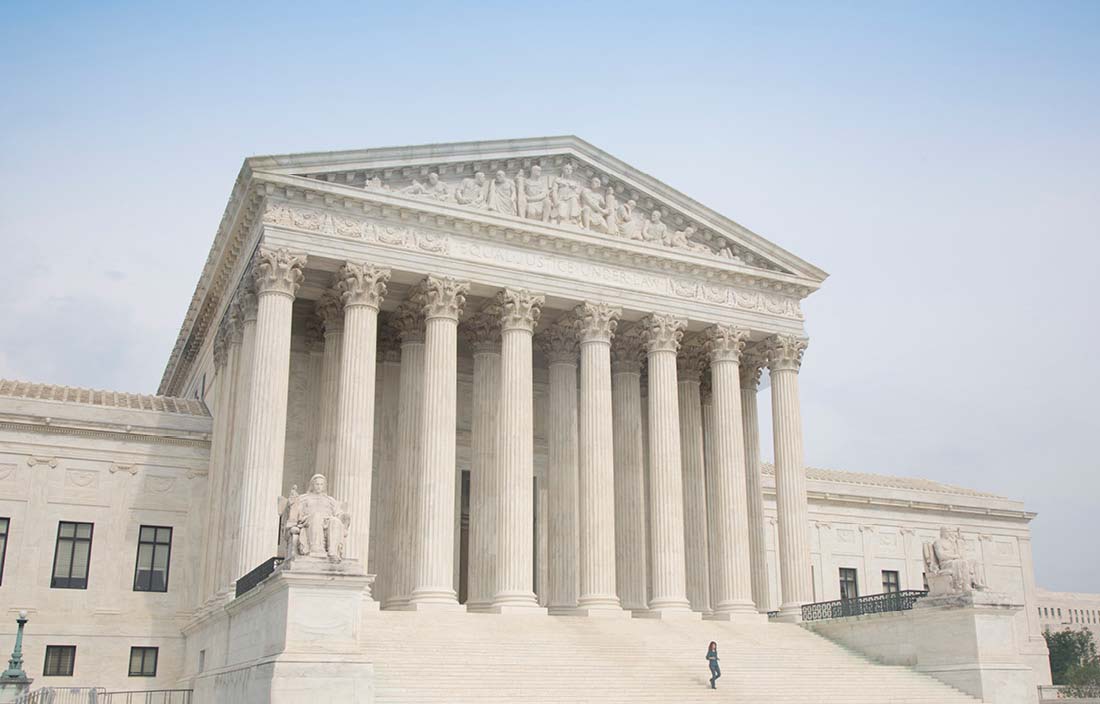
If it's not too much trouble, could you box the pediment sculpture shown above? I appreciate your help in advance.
[279,474,349,563]
[922,527,987,597]
[349,162,754,264]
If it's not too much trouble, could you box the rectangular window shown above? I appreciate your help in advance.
[839,568,859,601]
[51,522,93,589]
[129,647,158,677]
[43,646,76,676]
[882,570,900,594]
[0,517,9,586]
[133,526,173,592]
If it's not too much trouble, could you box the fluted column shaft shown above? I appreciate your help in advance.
[201,320,233,601]
[677,350,709,613]
[705,325,756,616]
[330,263,389,572]
[612,347,647,611]
[492,289,543,610]
[643,314,692,614]
[384,306,425,609]
[372,331,401,605]
[573,302,623,612]
[466,335,500,610]
[540,319,580,613]
[740,356,770,611]
[313,293,344,477]
[766,335,813,618]
[701,389,720,611]
[221,292,256,591]
[409,277,468,608]
[235,248,305,577]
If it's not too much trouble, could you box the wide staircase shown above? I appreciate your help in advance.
[359,609,982,703]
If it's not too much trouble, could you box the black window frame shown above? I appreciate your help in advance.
[43,645,76,676]
[0,516,9,586]
[882,570,900,594]
[51,521,93,589]
[839,567,859,601]
[128,646,158,677]
[133,525,173,593]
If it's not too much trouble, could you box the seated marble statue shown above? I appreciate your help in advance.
[281,474,349,563]
[922,527,987,596]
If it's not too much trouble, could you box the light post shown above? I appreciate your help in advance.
[0,611,32,703]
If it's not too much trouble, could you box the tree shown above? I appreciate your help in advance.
[1064,661,1100,698]
[1045,627,1099,685]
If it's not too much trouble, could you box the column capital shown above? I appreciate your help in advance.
[237,282,259,324]
[252,247,306,297]
[316,292,345,335]
[610,326,645,374]
[213,318,230,369]
[497,288,544,333]
[537,317,579,364]
[419,275,469,321]
[377,312,403,362]
[640,313,686,354]
[573,301,621,344]
[704,324,751,364]
[394,299,426,344]
[336,262,390,309]
[739,347,767,390]
[763,334,809,373]
[676,334,707,382]
[462,309,502,353]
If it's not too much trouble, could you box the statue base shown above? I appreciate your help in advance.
[0,676,33,704]
[183,559,376,703]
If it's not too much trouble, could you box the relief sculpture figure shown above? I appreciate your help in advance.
[517,165,551,222]
[580,177,610,232]
[281,473,349,562]
[456,171,489,209]
[922,527,987,596]
[487,170,518,216]
[604,186,621,235]
[669,225,712,254]
[403,172,451,202]
[641,210,668,243]
[617,199,641,239]
[551,163,582,226]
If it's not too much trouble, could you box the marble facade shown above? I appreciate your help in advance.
[0,138,1055,696]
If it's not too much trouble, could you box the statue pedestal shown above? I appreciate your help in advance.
[0,676,33,704]
[185,559,375,703]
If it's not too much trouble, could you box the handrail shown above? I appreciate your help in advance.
[234,556,283,597]
[100,690,193,704]
[801,590,928,622]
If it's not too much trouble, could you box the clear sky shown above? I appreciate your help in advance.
[1,1,1097,591]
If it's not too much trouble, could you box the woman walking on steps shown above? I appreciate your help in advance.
[706,641,721,689]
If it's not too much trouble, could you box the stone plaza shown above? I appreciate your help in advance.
[0,137,1062,703]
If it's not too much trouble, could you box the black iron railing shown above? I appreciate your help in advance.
[234,556,283,597]
[801,590,928,622]
[766,610,780,619]
[101,691,193,704]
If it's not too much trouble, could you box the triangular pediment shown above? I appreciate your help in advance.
[247,136,827,283]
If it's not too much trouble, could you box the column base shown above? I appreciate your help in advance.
[403,588,463,611]
[633,607,702,621]
[464,600,494,613]
[382,597,409,611]
[555,605,632,619]
[489,603,548,615]
[774,602,805,623]
[704,610,768,624]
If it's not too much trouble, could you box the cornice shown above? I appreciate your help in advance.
[0,417,211,448]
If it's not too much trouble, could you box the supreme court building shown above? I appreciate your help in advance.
[0,137,1051,702]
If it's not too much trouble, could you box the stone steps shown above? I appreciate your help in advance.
[357,610,982,703]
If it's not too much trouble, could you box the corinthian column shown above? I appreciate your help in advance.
[408,276,469,609]
[677,335,710,613]
[463,310,502,612]
[221,287,256,591]
[330,262,390,573]
[313,292,344,477]
[639,313,695,617]
[201,318,232,602]
[739,351,770,612]
[235,247,305,577]
[372,316,402,606]
[764,334,812,620]
[491,289,544,612]
[537,318,580,614]
[611,327,648,612]
[383,301,425,609]
[573,302,625,615]
[703,324,759,619]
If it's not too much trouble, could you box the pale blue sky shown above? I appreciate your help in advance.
[1,1,1098,591]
